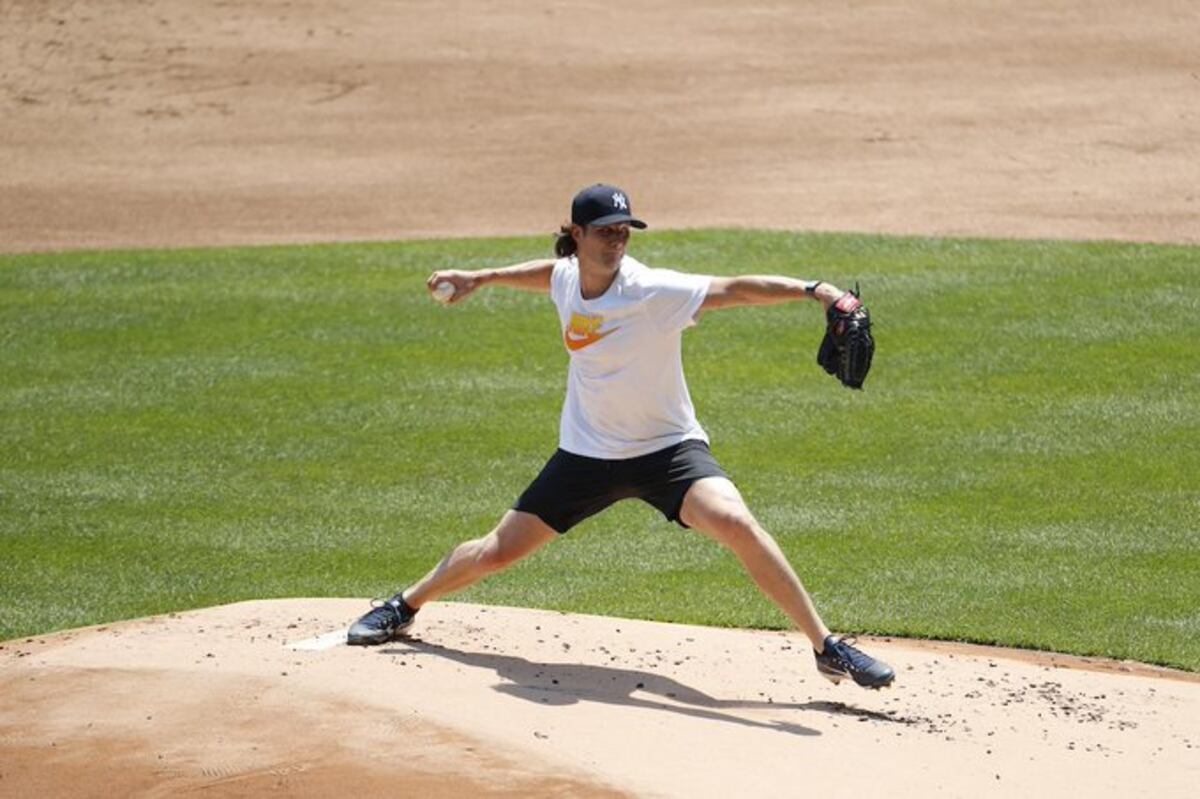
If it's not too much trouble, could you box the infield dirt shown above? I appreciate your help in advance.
[2,1,1198,796]
[2,0,1197,252]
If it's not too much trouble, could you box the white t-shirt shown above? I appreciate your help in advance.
[550,255,712,459]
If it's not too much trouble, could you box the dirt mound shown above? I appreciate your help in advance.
[2,600,1197,797]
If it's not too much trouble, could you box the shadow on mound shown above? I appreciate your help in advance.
[381,639,923,736]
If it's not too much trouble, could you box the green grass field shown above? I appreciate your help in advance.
[2,230,1197,670]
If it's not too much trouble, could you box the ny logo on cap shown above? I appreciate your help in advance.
[612,192,628,210]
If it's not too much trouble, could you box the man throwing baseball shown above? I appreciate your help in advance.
[347,183,894,689]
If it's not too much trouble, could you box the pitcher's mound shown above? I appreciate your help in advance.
[2,600,1196,797]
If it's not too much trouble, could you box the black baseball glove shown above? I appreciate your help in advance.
[817,286,874,389]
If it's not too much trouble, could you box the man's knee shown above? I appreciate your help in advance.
[704,506,766,552]
[473,522,548,572]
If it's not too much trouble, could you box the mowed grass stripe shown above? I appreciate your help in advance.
[1,231,1197,669]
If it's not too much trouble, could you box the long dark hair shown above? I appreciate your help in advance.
[554,224,577,257]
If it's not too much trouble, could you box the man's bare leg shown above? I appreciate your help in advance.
[679,477,831,646]
[679,476,894,688]
[347,510,556,645]
[403,510,558,607]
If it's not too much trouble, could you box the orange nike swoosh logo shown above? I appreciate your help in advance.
[564,327,617,351]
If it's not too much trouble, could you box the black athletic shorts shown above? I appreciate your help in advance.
[513,439,729,533]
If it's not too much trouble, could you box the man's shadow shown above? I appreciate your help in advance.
[380,638,912,737]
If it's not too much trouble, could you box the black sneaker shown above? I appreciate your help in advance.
[347,594,418,646]
[814,635,895,689]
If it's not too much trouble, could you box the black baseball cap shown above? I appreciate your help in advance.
[571,184,648,229]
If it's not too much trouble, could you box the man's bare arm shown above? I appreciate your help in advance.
[701,275,844,313]
[426,259,555,304]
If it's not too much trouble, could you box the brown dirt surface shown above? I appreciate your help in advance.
[3,601,1198,797]
[3,2,1199,796]
[2,0,1197,253]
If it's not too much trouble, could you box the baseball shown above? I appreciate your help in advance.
[432,281,456,303]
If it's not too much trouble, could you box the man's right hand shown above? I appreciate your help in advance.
[426,270,480,304]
